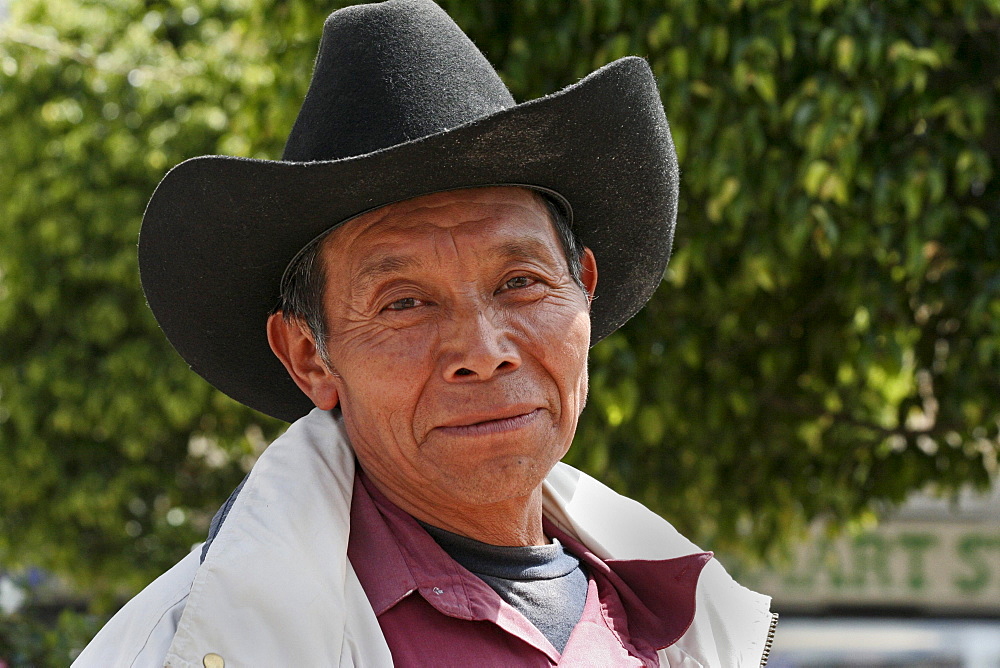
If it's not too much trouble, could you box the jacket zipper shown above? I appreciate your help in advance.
[758,612,779,667]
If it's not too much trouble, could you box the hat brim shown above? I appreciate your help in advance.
[139,56,678,422]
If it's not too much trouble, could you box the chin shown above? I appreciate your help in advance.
[439,455,555,506]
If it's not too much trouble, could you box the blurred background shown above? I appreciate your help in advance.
[0,0,998,664]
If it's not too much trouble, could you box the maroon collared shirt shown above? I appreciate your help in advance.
[348,472,711,667]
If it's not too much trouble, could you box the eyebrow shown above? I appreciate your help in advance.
[492,238,558,265]
[353,254,420,294]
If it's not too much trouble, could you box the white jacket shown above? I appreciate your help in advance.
[75,409,776,667]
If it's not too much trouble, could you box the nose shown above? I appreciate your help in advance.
[441,308,521,382]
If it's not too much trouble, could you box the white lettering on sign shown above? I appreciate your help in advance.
[734,523,1000,613]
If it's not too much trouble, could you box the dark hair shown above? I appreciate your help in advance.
[275,190,585,364]
[540,193,586,291]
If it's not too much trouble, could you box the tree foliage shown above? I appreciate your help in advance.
[0,0,997,636]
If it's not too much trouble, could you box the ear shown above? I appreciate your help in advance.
[266,312,340,410]
[580,247,598,305]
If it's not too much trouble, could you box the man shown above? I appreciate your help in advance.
[77,0,776,665]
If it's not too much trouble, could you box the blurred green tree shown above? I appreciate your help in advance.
[0,0,997,651]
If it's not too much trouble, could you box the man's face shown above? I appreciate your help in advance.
[318,187,594,511]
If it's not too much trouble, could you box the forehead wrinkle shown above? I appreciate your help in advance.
[431,226,560,274]
[372,187,543,223]
[351,252,421,295]
[332,193,559,297]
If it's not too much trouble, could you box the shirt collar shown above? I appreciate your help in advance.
[347,468,709,651]
[544,518,712,651]
[348,469,495,619]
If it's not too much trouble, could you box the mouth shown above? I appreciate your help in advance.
[434,407,544,438]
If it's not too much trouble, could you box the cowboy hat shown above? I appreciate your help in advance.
[139,0,678,422]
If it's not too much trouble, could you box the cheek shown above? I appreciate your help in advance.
[514,287,590,334]
[329,321,440,424]
[557,313,592,404]
[516,300,591,399]
[331,314,440,369]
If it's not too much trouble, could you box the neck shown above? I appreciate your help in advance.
[360,468,547,546]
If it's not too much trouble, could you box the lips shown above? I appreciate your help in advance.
[434,406,544,437]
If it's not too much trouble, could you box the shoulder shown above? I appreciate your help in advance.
[72,546,201,668]
[543,462,776,666]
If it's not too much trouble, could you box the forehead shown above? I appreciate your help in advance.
[320,186,560,265]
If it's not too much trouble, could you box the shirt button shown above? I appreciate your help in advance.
[203,653,225,668]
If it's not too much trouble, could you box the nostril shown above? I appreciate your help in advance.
[497,361,514,370]
[455,368,474,376]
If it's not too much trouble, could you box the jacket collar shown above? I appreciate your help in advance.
[349,467,712,652]
[166,409,773,667]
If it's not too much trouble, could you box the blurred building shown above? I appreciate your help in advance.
[740,484,1000,666]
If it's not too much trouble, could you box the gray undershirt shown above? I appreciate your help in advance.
[421,523,589,653]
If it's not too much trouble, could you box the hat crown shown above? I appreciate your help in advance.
[282,0,515,162]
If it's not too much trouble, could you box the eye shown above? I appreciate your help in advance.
[503,275,536,290]
[384,297,422,311]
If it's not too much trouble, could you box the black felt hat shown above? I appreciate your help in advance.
[139,0,678,422]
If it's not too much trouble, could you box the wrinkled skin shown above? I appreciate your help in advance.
[268,187,597,545]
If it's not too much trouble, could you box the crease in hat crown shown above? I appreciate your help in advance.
[138,0,679,422]
[282,0,516,163]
